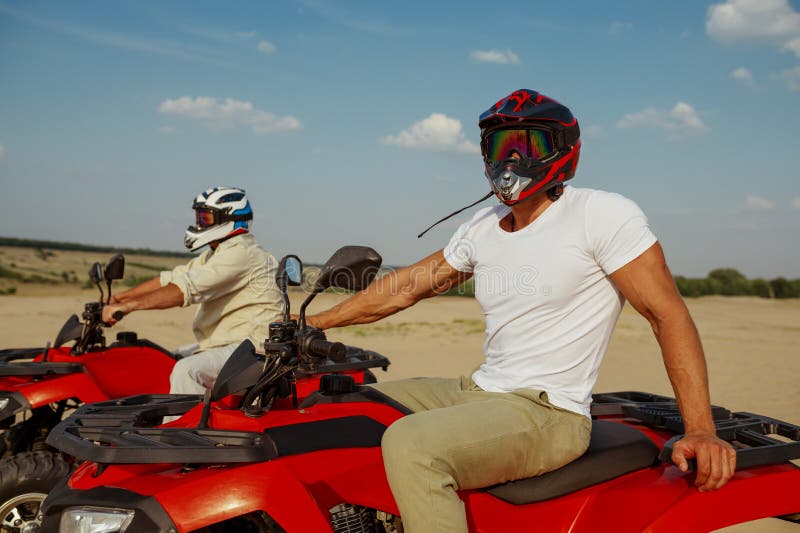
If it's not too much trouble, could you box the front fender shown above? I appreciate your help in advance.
[154,460,332,532]
[64,459,332,532]
[4,373,108,411]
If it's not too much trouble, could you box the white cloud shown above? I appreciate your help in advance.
[616,102,709,138]
[707,0,800,57]
[257,40,277,54]
[381,113,480,154]
[792,196,800,208]
[469,49,520,64]
[236,31,257,39]
[779,65,800,90]
[158,125,176,134]
[730,66,755,85]
[609,21,633,34]
[158,96,301,134]
[0,144,4,160]
[745,194,776,210]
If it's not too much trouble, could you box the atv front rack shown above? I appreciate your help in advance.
[46,393,391,466]
[46,394,278,464]
[0,348,46,363]
[0,361,83,377]
[592,391,800,471]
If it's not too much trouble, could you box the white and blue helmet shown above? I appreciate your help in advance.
[184,187,253,251]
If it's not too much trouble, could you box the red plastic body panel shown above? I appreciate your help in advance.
[65,402,800,532]
[3,344,174,409]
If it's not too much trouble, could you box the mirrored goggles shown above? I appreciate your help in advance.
[195,208,217,229]
[482,128,556,164]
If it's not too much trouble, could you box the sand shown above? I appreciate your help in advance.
[0,290,797,531]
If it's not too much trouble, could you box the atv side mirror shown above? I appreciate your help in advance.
[104,254,125,280]
[298,246,382,330]
[313,246,382,293]
[276,255,303,291]
[276,255,303,322]
[210,340,264,402]
[88,263,104,285]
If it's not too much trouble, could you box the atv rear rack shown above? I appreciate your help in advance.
[592,391,800,471]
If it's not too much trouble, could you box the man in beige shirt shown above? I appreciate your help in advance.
[102,187,284,394]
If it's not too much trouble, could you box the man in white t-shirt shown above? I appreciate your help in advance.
[307,89,736,532]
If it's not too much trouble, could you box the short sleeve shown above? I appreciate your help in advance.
[161,246,250,306]
[443,221,476,273]
[585,192,658,275]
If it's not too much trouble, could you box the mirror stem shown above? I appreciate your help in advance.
[297,291,320,330]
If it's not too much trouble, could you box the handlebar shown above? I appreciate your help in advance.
[112,310,125,321]
[307,338,346,362]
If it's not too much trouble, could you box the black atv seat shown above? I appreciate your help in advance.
[486,420,659,504]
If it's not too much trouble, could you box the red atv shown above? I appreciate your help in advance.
[40,247,800,533]
[0,255,180,529]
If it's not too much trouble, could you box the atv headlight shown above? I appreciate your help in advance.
[0,398,9,412]
[60,507,134,533]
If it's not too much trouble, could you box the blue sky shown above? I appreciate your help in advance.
[1,0,799,277]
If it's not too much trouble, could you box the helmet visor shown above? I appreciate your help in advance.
[483,128,555,163]
[195,208,216,229]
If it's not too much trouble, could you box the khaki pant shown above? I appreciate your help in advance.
[371,377,591,533]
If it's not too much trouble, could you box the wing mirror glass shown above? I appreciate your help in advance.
[88,263,104,284]
[276,255,303,291]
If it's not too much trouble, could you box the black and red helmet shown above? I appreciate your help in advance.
[479,89,581,205]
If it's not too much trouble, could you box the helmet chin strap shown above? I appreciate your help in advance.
[417,191,494,238]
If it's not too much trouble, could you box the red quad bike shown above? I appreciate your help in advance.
[0,254,181,530]
[41,246,800,533]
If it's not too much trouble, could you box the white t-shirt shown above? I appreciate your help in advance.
[443,186,657,417]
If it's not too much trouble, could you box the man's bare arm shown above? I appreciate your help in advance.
[307,250,469,330]
[102,283,184,325]
[110,276,162,304]
[610,242,736,491]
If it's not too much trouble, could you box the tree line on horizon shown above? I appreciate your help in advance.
[673,268,800,299]
[0,237,192,258]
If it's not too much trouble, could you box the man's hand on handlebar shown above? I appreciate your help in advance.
[290,313,323,329]
[102,304,128,325]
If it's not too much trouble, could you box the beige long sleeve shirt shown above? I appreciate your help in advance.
[160,233,284,351]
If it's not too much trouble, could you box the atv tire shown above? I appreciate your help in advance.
[0,451,71,533]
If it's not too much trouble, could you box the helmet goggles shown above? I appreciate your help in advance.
[194,208,217,229]
[482,127,556,164]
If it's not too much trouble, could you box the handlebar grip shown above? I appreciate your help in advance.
[112,311,125,321]
[307,338,347,362]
